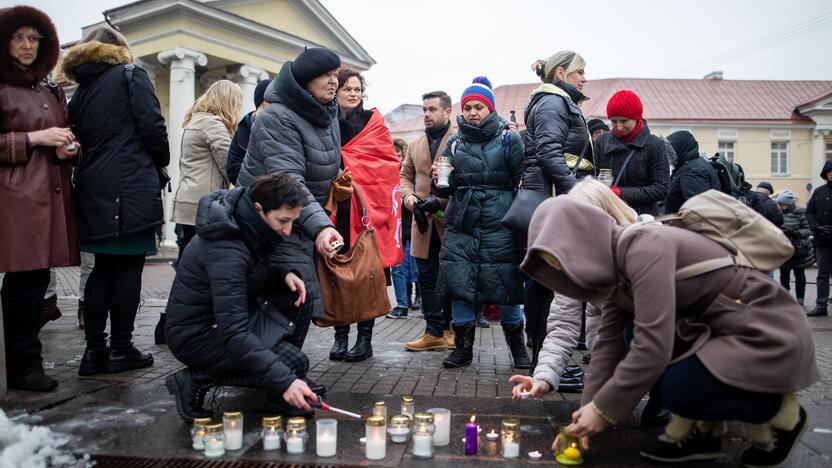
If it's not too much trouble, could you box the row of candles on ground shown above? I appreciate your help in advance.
[188,396,584,464]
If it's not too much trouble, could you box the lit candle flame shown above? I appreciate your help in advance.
[570,442,577,448]
[470,415,476,423]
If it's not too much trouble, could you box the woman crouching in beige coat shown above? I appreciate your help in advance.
[522,196,818,467]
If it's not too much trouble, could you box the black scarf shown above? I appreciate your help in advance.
[426,121,450,160]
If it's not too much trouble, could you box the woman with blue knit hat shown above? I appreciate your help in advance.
[432,77,530,369]
[776,190,814,306]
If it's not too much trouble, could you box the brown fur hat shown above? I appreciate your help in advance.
[0,6,60,86]
[61,41,132,84]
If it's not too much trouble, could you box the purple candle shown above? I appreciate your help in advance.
[465,416,478,455]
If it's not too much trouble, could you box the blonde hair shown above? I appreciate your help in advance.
[567,177,636,225]
[531,50,585,84]
[183,80,243,136]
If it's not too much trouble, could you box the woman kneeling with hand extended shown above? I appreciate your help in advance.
[521,196,818,467]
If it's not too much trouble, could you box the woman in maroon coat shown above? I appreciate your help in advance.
[0,6,80,391]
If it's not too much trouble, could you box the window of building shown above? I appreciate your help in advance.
[718,141,736,163]
[771,142,789,176]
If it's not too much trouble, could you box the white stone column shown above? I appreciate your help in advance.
[134,58,160,89]
[812,129,829,194]
[230,65,270,114]
[156,47,207,247]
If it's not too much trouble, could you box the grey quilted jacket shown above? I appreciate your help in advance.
[237,61,340,240]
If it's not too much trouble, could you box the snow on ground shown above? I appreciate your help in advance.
[0,409,90,468]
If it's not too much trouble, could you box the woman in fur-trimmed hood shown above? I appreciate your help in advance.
[0,6,80,392]
[62,26,170,377]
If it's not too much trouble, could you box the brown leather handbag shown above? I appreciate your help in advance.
[314,186,391,327]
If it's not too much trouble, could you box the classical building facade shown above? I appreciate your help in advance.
[388,74,832,203]
[60,0,374,246]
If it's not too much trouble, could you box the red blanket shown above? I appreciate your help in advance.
[341,108,403,268]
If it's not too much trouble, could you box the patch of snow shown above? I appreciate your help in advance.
[0,409,90,468]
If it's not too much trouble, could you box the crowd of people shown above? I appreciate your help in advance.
[0,5,821,465]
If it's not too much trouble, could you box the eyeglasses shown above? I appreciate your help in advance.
[11,33,40,46]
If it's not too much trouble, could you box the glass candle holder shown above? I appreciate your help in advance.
[401,395,415,421]
[223,412,243,451]
[203,423,225,458]
[365,416,387,460]
[316,419,337,457]
[427,408,450,446]
[284,417,308,454]
[373,400,387,419]
[191,417,212,450]
[388,415,411,443]
[261,416,283,451]
[411,413,435,459]
[500,418,520,459]
[554,427,585,465]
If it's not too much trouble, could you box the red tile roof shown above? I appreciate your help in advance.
[387,78,832,135]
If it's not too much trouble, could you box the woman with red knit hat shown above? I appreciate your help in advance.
[595,89,671,216]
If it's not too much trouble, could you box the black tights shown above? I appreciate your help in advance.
[84,253,146,350]
[1,268,50,378]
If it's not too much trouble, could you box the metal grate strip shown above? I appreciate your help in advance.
[90,455,363,468]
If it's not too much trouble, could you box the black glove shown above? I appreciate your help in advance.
[413,205,429,234]
[416,195,442,215]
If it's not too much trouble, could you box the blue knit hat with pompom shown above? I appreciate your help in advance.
[460,76,495,112]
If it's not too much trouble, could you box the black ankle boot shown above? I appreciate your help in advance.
[502,321,531,369]
[78,345,110,376]
[329,326,349,361]
[345,320,374,362]
[640,394,671,426]
[443,322,476,368]
[108,346,154,373]
[154,313,167,345]
[165,368,214,422]
[475,309,491,328]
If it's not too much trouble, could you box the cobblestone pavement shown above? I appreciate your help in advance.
[0,263,829,466]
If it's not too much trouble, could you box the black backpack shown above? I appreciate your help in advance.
[709,153,752,205]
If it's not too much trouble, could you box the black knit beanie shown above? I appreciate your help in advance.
[291,48,341,88]
[253,79,272,108]
[587,119,609,134]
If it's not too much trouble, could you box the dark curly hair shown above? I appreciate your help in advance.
[337,68,365,92]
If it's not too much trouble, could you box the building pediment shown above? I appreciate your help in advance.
[96,0,374,69]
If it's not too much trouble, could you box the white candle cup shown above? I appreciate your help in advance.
[262,416,283,452]
[401,396,415,420]
[203,423,225,458]
[503,441,520,458]
[427,408,450,446]
[263,434,281,451]
[528,450,542,460]
[286,436,304,454]
[519,390,533,400]
[389,415,411,443]
[411,413,435,459]
[486,429,499,441]
[284,417,308,454]
[412,434,433,458]
[316,419,337,457]
[222,412,243,451]
[436,163,452,188]
[191,417,211,450]
[365,416,386,460]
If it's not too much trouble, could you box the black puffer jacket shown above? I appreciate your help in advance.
[594,127,671,215]
[664,131,719,214]
[165,188,304,392]
[521,82,590,195]
[807,161,832,247]
[237,60,340,240]
[747,190,784,227]
[780,205,814,268]
[436,112,525,306]
[226,111,253,185]
[63,41,169,241]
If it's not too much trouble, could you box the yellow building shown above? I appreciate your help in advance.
[60,0,374,246]
[389,74,832,204]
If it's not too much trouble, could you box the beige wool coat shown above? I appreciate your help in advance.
[172,112,231,225]
[522,197,819,424]
[399,125,453,259]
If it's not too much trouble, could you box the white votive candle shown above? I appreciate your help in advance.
[316,418,338,457]
[528,450,542,460]
[366,416,386,460]
[204,438,225,458]
[503,441,520,458]
[263,434,280,451]
[486,429,499,441]
[427,408,450,446]
[412,434,432,458]
[223,412,243,451]
[388,427,409,443]
[286,436,304,454]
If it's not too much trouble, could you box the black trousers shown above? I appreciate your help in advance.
[176,224,197,261]
[524,279,554,360]
[1,268,50,378]
[415,226,452,337]
[83,253,146,349]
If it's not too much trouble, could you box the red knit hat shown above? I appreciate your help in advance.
[606,89,643,120]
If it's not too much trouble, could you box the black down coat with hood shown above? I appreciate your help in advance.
[165,188,309,392]
[807,160,832,246]
[664,131,719,214]
[62,41,169,241]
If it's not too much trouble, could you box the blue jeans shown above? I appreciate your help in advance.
[452,301,523,326]
[816,244,832,308]
[391,241,418,308]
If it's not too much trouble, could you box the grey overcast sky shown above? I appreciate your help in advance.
[7,0,831,112]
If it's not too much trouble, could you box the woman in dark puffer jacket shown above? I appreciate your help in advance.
[522,50,593,376]
[776,190,814,305]
[63,26,169,376]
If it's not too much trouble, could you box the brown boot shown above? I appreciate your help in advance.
[40,294,61,329]
[405,333,446,351]
[77,299,86,329]
[443,330,456,349]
